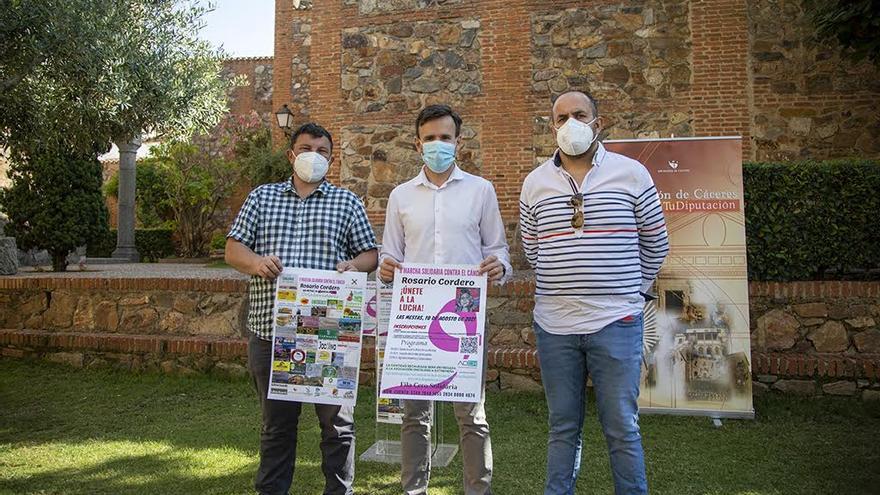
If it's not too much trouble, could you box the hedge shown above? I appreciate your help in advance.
[87,229,175,262]
[743,159,880,281]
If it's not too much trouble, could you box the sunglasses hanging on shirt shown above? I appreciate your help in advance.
[565,175,584,230]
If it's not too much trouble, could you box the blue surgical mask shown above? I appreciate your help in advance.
[421,140,456,173]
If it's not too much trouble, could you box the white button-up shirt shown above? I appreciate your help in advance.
[381,166,512,283]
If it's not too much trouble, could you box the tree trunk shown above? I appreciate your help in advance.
[51,251,67,272]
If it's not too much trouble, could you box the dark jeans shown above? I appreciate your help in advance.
[248,333,356,495]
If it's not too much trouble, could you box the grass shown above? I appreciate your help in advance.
[1,359,878,495]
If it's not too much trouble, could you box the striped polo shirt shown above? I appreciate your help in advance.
[519,143,669,335]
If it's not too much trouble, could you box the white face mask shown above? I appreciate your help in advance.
[555,117,598,156]
[293,151,330,183]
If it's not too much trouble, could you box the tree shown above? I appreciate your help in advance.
[808,0,880,64]
[0,150,109,271]
[149,141,243,258]
[1,0,236,158]
[218,111,291,187]
[0,0,240,270]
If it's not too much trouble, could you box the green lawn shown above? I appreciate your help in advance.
[1,360,878,495]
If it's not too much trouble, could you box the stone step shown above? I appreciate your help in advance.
[86,257,135,265]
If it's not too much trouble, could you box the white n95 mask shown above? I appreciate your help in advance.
[293,151,330,183]
[556,117,598,156]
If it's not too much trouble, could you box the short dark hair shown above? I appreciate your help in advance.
[552,91,599,118]
[415,104,462,139]
[290,122,333,151]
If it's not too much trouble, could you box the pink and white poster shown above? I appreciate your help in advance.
[379,263,487,403]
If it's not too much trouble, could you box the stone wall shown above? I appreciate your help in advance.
[531,3,692,131]
[223,57,275,121]
[0,289,247,338]
[271,0,880,225]
[748,0,880,160]
[2,275,878,397]
[341,19,482,114]
[530,3,694,165]
[749,282,880,397]
[340,124,481,209]
[289,18,312,120]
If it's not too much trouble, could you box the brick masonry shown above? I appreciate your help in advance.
[267,0,880,227]
[223,56,276,121]
[2,276,878,396]
[9,1,880,229]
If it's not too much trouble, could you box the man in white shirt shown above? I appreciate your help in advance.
[519,91,669,495]
[379,104,512,495]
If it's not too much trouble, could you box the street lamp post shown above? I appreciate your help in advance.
[275,104,294,137]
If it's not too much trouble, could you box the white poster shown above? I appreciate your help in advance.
[268,268,368,406]
[379,264,487,403]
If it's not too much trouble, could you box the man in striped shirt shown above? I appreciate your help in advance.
[519,91,669,495]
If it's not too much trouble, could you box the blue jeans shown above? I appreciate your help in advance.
[535,314,647,495]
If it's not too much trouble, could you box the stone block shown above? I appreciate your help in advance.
[120,307,159,332]
[214,362,248,379]
[73,297,95,330]
[485,369,499,382]
[845,317,875,329]
[94,301,119,332]
[43,292,78,329]
[172,295,199,315]
[822,380,857,396]
[853,329,880,354]
[119,295,149,306]
[160,311,187,334]
[499,371,543,392]
[757,374,778,384]
[793,303,827,318]
[756,309,800,350]
[491,328,522,346]
[45,352,84,368]
[772,379,816,396]
[807,321,849,353]
[190,312,236,337]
